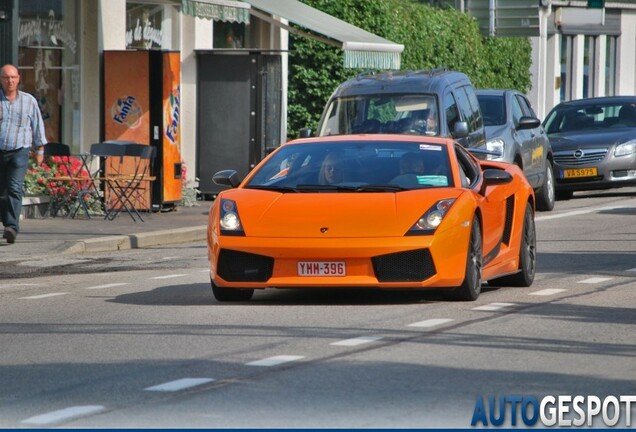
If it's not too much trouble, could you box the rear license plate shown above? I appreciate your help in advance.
[297,261,346,276]
[562,167,598,178]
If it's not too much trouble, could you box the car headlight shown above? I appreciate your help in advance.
[219,199,245,236]
[614,140,636,157]
[485,138,505,160]
[406,199,456,235]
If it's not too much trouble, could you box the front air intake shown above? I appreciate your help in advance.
[372,249,436,282]
[217,249,274,282]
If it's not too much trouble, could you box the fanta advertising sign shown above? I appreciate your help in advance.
[164,85,180,144]
[111,95,143,129]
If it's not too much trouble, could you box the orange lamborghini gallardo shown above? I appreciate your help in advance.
[207,135,536,302]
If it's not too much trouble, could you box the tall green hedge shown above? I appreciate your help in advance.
[287,0,532,137]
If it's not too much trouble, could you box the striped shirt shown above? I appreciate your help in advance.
[0,89,47,151]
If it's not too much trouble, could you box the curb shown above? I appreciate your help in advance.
[60,225,208,254]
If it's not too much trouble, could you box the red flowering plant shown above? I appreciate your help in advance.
[24,154,103,216]
[179,161,200,207]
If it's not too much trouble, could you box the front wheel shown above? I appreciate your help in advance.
[211,279,254,302]
[490,202,536,287]
[536,162,555,211]
[453,216,483,301]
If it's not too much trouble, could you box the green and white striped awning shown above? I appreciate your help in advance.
[244,0,403,70]
[181,0,250,24]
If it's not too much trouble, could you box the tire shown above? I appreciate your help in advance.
[556,190,573,201]
[211,279,254,301]
[490,202,536,287]
[535,161,555,211]
[453,216,483,301]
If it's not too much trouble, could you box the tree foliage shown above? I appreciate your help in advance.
[287,0,532,137]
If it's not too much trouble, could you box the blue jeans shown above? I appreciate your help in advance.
[0,147,30,233]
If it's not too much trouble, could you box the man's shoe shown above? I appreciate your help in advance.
[4,227,16,244]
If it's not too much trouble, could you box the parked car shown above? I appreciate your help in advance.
[208,134,536,302]
[542,96,636,200]
[314,68,487,149]
[476,89,555,211]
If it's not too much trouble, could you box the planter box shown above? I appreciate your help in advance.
[21,196,50,220]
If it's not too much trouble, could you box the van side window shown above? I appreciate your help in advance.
[454,87,474,132]
[444,92,460,132]
[464,86,484,131]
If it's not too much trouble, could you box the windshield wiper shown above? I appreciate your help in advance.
[295,184,408,192]
[246,185,299,193]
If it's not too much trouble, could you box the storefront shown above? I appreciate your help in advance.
[1,0,82,151]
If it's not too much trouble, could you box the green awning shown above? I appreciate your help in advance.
[181,0,250,24]
[244,0,403,70]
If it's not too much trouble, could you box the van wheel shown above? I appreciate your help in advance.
[211,279,254,301]
[536,162,555,211]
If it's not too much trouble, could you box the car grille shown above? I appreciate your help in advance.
[217,249,274,282]
[553,148,607,166]
[372,249,436,282]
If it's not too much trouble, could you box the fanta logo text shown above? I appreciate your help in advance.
[165,87,180,143]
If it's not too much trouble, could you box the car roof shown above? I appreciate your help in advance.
[329,69,472,97]
[475,89,518,96]
[288,133,456,147]
[553,95,636,108]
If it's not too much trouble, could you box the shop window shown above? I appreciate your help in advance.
[605,36,616,96]
[126,2,180,50]
[17,0,80,150]
[213,21,247,48]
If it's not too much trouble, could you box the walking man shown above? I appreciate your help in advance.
[0,64,47,244]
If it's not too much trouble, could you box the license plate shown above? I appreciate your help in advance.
[562,167,598,179]
[297,261,346,276]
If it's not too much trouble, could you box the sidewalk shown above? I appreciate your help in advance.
[0,204,210,261]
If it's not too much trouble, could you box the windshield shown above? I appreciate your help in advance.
[543,101,636,133]
[477,94,506,126]
[246,140,453,192]
[318,94,439,137]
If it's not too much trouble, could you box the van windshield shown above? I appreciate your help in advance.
[318,94,439,137]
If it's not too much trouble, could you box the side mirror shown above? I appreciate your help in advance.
[212,170,242,188]
[483,169,513,186]
[299,128,312,138]
[452,121,469,138]
[517,116,541,130]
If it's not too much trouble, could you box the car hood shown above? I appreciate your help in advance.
[548,129,636,150]
[484,124,511,141]
[221,188,463,238]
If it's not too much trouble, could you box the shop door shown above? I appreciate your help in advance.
[197,52,281,196]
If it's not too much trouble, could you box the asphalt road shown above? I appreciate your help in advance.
[0,189,634,428]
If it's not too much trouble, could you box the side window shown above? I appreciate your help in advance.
[516,94,536,118]
[510,96,524,127]
[455,144,480,188]
[464,86,484,131]
[454,87,473,132]
[444,92,460,132]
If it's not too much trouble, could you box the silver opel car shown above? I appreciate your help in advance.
[542,96,636,200]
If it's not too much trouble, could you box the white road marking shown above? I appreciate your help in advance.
[627,268,636,272]
[0,283,41,288]
[530,288,567,296]
[408,318,455,328]
[535,204,632,221]
[21,405,106,426]
[20,293,68,299]
[331,336,384,346]
[579,277,613,284]
[472,302,516,311]
[145,378,215,392]
[150,274,187,280]
[246,355,304,366]
[85,282,130,290]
